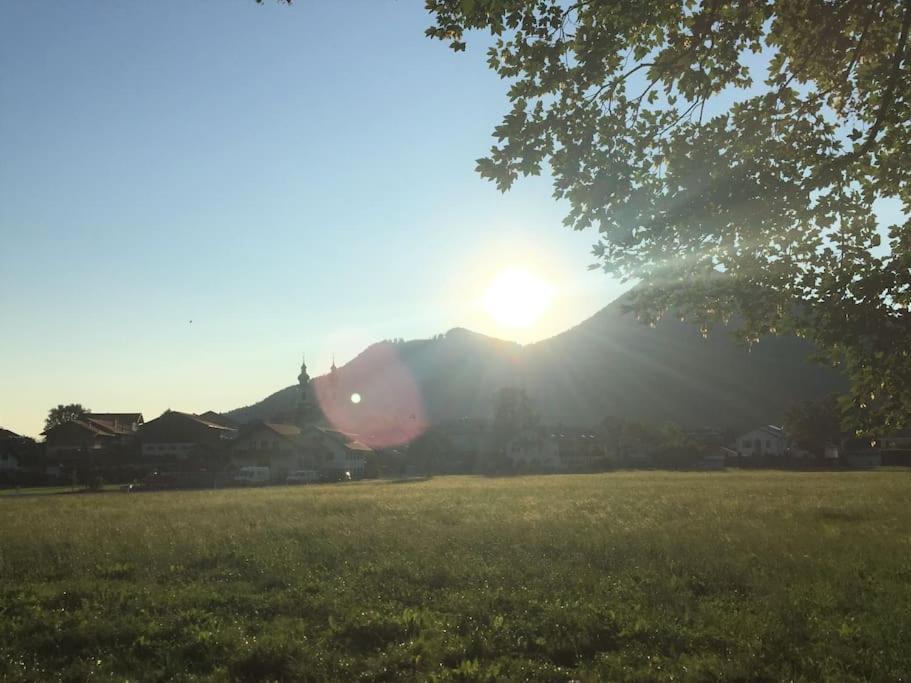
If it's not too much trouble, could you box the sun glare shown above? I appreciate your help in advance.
[482,268,554,329]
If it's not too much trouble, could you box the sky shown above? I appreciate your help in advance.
[0,1,628,437]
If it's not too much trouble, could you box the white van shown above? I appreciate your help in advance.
[234,466,270,485]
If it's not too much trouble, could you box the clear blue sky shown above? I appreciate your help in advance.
[0,1,626,437]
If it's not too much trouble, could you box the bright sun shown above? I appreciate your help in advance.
[482,268,554,329]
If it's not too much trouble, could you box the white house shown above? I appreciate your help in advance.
[506,429,562,470]
[734,425,788,457]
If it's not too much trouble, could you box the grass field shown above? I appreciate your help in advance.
[1,472,910,681]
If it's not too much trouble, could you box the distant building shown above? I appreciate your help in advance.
[197,411,239,430]
[734,425,788,457]
[506,429,562,470]
[232,422,371,480]
[139,411,236,459]
[551,429,608,471]
[0,428,23,472]
[43,412,143,458]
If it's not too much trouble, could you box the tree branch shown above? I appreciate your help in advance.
[836,0,911,164]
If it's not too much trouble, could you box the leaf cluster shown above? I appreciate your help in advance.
[426,0,911,433]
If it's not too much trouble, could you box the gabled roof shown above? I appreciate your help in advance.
[233,422,374,453]
[0,428,21,440]
[264,422,302,437]
[161,411,236,431]
[345,440,373,452]
[43,419,117,438]
[88,412,143,423]
[139,410,238,444]
[199,411,238,429]
[85,413,143,435]
[738,425,784,439]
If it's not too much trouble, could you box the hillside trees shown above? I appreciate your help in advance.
[424,0,911,434]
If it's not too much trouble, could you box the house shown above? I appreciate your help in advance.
[86,413,143,434]
[733,425,788,457]
[43,412,143,458]
[0,428,22,473]
[139,410,237,459]
[232,422,372,481]
[505,429,562,471]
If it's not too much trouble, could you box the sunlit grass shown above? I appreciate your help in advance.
[1,472,910,680]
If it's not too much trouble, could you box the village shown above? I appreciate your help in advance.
[2,355,909,491]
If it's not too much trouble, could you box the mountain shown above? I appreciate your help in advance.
[227,293,847,436]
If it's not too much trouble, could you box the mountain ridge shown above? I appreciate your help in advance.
[228,295,847,433]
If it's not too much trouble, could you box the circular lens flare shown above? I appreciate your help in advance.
[350,392,362,404]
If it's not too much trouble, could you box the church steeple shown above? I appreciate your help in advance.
[296,354,316,426]
[298,354,310,386]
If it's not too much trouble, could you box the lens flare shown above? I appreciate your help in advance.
[312,345,427,449]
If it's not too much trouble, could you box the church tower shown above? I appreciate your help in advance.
[296,354,317,426]
[324,353,340,402]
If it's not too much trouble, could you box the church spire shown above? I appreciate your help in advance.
[296,353,315,426]
[330,353,337,373]
[298,354,310,386]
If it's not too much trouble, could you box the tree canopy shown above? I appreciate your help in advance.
[425,0,911,434]
[784,394,846,455]
[44,404,89,432]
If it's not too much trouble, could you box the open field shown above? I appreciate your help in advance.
[1,472,910,681]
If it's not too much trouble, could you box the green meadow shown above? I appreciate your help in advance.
[1,472,910,681]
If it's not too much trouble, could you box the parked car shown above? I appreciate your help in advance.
[286,469,319,485]
[234,466,270,486]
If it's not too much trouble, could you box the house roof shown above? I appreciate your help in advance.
[199,411,238,429]
[0,428,21,440]
[85,413,143,435]
[88,412,143,423]
[165,411,236,431]
[140,410,238,444]
[44,419,117,438]
[738,425,784,439]
[232,422,374,452]
[345,440,373,452]
[264,422,302,437]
